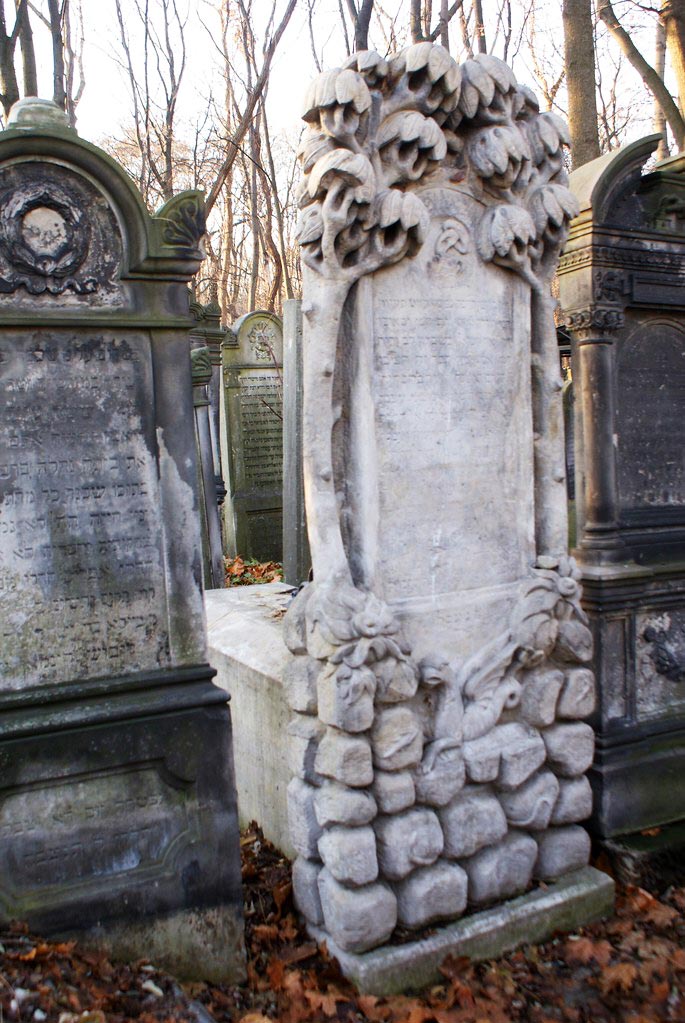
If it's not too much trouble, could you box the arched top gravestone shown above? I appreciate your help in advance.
[282,47,612,987]
[0,99,244,981]
[220,309,284,560]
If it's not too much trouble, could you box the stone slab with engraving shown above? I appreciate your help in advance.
[220,310,283,561]
[0,98,244,981]
[559,138,685,846]
[279,47,612,978]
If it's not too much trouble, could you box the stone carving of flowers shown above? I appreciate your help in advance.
[390,42,461,122]
[303,67,371,141]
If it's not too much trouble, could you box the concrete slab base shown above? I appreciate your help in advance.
[206,583,295,858]
[309,867,614,995]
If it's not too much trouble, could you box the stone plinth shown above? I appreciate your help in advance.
[559,138,685,842]
[0,98,244,981]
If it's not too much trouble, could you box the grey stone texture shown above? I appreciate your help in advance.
[464,832,539,905]
[498,770,560,830]
[318,825,379,886]
[283,657,319,715]
[371,706,424,771]
[543,723,595,778]
[317,870,397,953]
[375,809,444,880]
[315,781,377,828]
[288,714,324,784]
[394,862,468,928]
[288,778,323,859]
[0,100,243,980]
[315,729,374,787]
[439,786,508,859]
[551,776,593,825]
[293,857,324,925]
[519,668,564,728]
[557,669,596,720]
[534,826,592,880]
[372,770,416,815]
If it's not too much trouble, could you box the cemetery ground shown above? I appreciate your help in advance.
[1,825,684,1023]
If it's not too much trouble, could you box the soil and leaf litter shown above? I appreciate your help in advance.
[2,825,684,1023]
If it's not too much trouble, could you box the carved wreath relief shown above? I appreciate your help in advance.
[284,45,595,954]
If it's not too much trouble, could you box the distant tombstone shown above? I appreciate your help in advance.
[220,309,283,561]
[281,47,611,984]
[282,299,311,586]
[559,137,685,843]
[191,346,224,588]
[0,99,244,980]
[189,295,226,508]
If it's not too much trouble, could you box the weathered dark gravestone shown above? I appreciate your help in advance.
[0,98,244,980]
[220,309,283,561]
[282,46,612,992]
[558,137,685,847]
[191,345,224,589]
[282,299,311,586]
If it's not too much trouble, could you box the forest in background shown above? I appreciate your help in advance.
[0,0,682,321]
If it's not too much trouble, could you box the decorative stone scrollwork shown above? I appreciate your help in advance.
[0,181,96,294]
[161,194,206,253]
[565,306,625,338]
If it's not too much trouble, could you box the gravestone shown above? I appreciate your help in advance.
[282,299,311,586]
[191,346,224,588]
[189,295,226,508]
[0,98,244,981]
[220,310,283,561]
[558,137,685,849]
[281,46,612,990]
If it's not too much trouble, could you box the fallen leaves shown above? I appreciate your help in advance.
[225,556,283,586]
[2,832,685,1023]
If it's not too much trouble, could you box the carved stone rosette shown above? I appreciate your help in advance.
[283,45,596,955]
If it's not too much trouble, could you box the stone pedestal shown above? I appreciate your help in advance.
[559,138,685,846]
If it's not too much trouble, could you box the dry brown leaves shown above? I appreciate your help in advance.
[224,557,283,587]
[2,828,685,1023]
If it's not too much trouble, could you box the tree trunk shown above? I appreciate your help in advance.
[410,0,425,41]
[0,6,20,117]
[47,0,66,110]
[15,0,37,97]
[655,17,669,160]
[662,0,685,120]
[563,0,601,168]
[473,0,486,53]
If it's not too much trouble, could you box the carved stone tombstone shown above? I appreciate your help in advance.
[191,345,224,589]
[220,310,283,561]
[558,137,685,846]
[0,99,244,980]
[282,48,612,989]
[283,298,311,586]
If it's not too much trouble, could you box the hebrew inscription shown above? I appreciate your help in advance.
[616,322,685,510]
[0,331,170,690]
[0,767,196,894]
[238,370,283,490]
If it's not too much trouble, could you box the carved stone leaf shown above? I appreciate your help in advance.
[461,59,495,108]
[529,185,579,236]
[307,149,374,201]
[459,80,481,120]
[477,204,535,261]
[299,128,338,174]
[303,68,371,122]
[468,125,528,179]
[526,111,570,164]
[473,53,517,94]
[296,206,324,245]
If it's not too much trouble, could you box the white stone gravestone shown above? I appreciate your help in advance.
[281,45,613,990]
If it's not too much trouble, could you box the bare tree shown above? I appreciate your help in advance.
[599,0,685,149]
